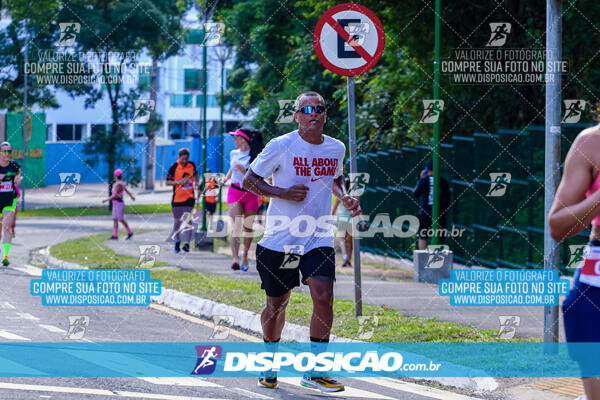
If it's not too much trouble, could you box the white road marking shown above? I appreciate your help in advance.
[139,377,221,388]
[355,377,481,400]
[277,377,394,399]
[0,330,30,340]
[150,303,260,342]
[0,301,15,309]
[0,382,229,400]
[39,324,66,333]
[227,387,273,399]
[11,264,42,276]
[15,312,40,321]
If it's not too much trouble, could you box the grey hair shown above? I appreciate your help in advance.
[294,91,325,111]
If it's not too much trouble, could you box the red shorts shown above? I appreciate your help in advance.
[227,185,260,212]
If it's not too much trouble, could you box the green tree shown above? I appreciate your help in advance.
[55,0,184,191]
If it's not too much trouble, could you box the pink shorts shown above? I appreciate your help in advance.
[227,185,260,212]
[112,200,125,220]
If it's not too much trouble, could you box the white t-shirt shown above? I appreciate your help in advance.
[249,130,346,253]
[230,149,250,187]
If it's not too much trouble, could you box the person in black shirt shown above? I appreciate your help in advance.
[413,160,451,250]
[0,142,21,266]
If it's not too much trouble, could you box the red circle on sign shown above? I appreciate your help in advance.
[313,3,385,76]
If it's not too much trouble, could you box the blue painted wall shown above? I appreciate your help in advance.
[45,135,235,185]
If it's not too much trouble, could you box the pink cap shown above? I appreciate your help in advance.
[229,129,250,142]
[114,168,123,177]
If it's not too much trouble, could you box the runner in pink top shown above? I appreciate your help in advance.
[549,126,600,399]
[102,169,136,240]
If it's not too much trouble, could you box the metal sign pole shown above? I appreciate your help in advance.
[431,0,442,245]
[544,0,562,344]
[347,75,362,317]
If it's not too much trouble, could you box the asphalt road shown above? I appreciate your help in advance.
[0,215,484,400]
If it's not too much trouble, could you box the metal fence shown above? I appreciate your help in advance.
[357,124,592,273]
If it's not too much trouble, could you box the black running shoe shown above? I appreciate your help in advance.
[174,241,181,253]
[231,262,240,270]
[126,232,133,240]
[110,236,118,240]
[2,258,9,266]
[182,242,190,252]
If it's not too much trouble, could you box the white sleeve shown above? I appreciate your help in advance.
[334,142,346,179]
[249,139,282,178]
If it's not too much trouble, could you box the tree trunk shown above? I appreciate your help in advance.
[145,58,158,190]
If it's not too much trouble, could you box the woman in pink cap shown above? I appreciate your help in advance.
[103,168,135,239]
[223,128,264,270]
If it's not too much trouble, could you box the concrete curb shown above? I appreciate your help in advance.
[41,247,498,393]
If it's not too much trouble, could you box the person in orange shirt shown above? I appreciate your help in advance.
[166,148,200,253]
[203,169,218,228]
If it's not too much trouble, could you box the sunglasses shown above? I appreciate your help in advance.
[297,105,326,114]
[1,150,11,155]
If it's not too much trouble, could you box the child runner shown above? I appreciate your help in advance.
[103,169,135,239]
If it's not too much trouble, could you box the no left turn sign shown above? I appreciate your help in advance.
[313,3,385,76]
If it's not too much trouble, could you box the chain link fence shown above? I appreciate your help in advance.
[357,124,592,274]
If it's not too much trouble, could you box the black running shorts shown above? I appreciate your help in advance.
[256,244,335,297]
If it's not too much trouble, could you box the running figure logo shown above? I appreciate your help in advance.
[56,173,81,197]
[280,245,304,270]
[346,22,370,48]
[425,245,449,269]
[170,211,197,242]
[133,100,155,124]
[348,173,370,196]
[203,22,225,46]
[498,315,520,339]
[562,100,587,123]
[191,345,222,375]
[138,245,160,268]
[209,315,234,340]
[486,172,511,197]
[356,316,378,340]
[486,23,511,47]
[567,244,588,269]
[276,100,295,124]
[65,316,89,339]
[420,100,444,124]
[57,22,80,46]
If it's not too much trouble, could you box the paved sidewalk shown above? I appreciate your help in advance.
[21,182,233,209]
[103,229,565,340]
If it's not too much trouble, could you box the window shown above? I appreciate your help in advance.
[186,29,204,45]
[184,69,204,91]
[138,65,153,90]
[168,121,201,139]
[133,123,146,138]
[47,124,53,141]
[56,124,84,141]
[195,94,218,108]
[91,124,129,137]
[170,94,193,107]
[101,65,119,91]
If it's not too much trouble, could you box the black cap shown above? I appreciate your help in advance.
[426,160,433,170]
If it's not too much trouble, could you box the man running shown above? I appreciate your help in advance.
[243,91,360,392]
[0,142,21,266]
[166,148,200,253]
